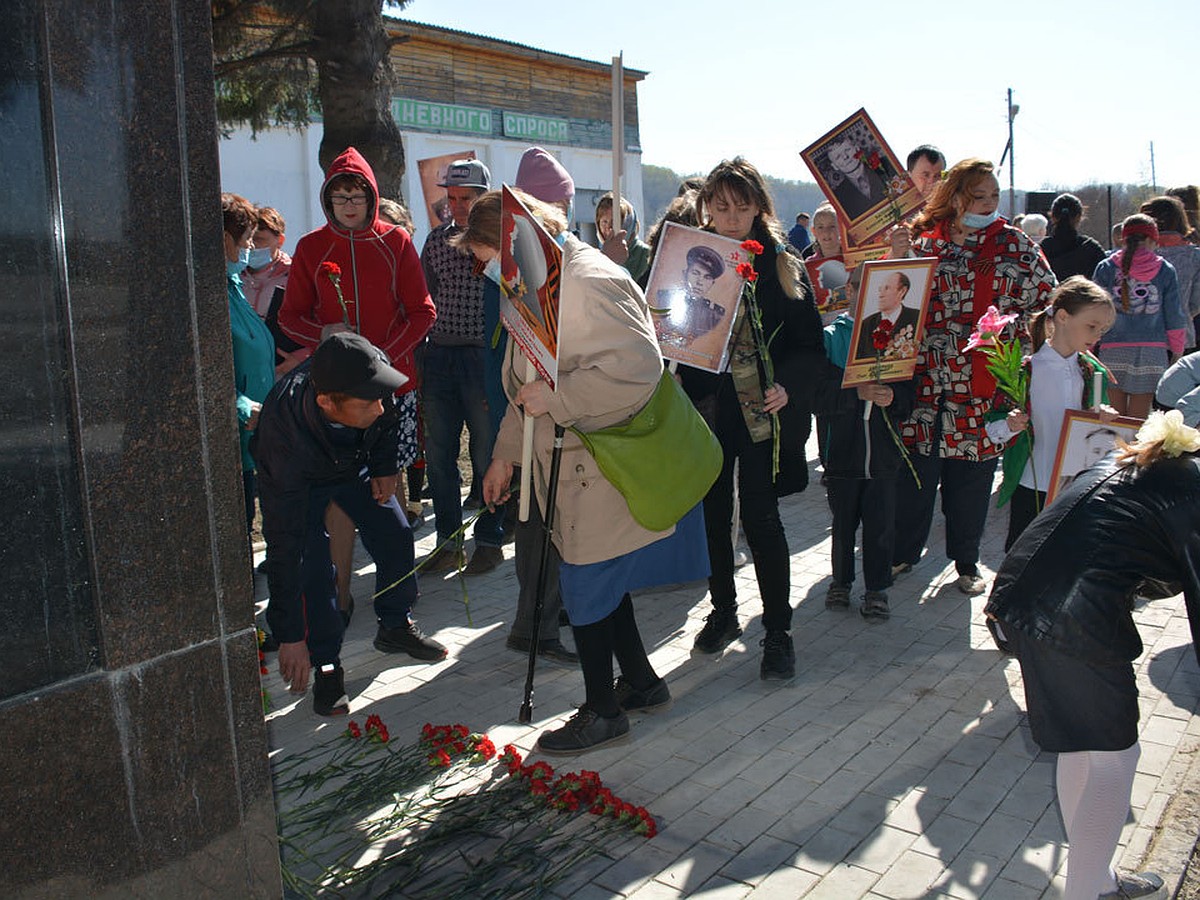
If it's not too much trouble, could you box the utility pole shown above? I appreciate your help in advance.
[1007,89,1018,219]
[1149,141,1157,193]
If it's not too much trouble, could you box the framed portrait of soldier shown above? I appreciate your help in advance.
[1045,410,1142,503]
[842,257,936,388]
[800,109,924,246]
[644,222,748,373]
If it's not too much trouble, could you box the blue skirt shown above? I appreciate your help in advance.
[558,503,710,626]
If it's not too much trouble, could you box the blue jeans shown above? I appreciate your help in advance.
[420,344,504,548]
[298,477,417,666]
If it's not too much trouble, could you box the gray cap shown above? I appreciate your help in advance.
[438,159,491,190]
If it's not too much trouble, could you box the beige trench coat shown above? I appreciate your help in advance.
[492,235,672,565]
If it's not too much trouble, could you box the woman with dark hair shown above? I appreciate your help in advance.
[680,157,824,678]
[1166,184,1200,242]
[891,158,1056,595]
[1039,192,1107,281]
[1091,214,1187,418]
[986,411,1200,899]
[462,189,709,754]
[1140,194,1200,353]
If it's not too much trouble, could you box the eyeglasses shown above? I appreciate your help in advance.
[330,195,368,207]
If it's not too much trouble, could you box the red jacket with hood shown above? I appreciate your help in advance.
[279,147,434,390]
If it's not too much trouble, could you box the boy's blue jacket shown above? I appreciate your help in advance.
[816,313,917,480]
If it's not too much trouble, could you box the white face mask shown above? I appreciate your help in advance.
[962,210,1000,230]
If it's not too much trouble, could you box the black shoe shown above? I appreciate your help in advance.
[825,583,851,610]
[505,634,579,665]
[463,545,503,575]
[693,607,741,654]
[759,630,795,680]
[1099,871,1164,899]
[614,675,671,713]
[312,665,349,717]
[860,590,890,622]
[374,621,448,661]
[339,594,355,627]
[536,706,630,755]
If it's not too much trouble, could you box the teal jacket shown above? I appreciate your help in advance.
[993,350,1110,507]
[229,274,276,472]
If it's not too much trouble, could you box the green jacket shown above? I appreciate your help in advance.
[994,350,1110,507]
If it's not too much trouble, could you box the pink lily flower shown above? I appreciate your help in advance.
[963,305,1018,352]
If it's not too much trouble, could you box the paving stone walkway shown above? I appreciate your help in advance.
[260,439,1200,898]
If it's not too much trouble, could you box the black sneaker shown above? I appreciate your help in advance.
[1099,871,1164,899]
[312,665,349,717]
[374,620,448,661]
[759,630,795,681]
[693,608,741,654]
[614,675,671,713]
[536,706,630,755]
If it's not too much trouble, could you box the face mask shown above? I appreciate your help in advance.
[483,258,502,286]
[247,247,273,270]
[961,210,999,230]
[553,232,567,248]
[226,247,250,277]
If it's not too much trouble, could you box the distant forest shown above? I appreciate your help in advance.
[640,163,1171,250]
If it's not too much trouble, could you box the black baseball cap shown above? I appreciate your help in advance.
[310,332,407,399]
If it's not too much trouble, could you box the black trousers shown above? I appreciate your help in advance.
[826,476,896,593]
[1004,484,1046,552]
[703,421,792,632]
[510,497,564,641]
[893,453,998,575]
[572,594,658,717]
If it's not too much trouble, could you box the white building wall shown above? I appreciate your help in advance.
[218,126,644,255]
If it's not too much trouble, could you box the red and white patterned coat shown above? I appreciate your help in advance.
[902,219,1056,461]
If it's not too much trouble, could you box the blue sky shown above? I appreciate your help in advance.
[400,0,1199,191]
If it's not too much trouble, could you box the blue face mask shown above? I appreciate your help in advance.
[226,246,250,277]
[247,247,273,270]
[553,232,567,248]
[962,210,999,230]
[483,257,502,286]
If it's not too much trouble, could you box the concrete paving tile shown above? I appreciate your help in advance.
[800,863,881,899]
[719,833,802,885]
[870,850,946,899]
[749,863,820,898]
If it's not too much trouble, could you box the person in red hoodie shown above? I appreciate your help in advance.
[280,147,436,628]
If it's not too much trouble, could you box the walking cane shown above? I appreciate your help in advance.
[519,423,566,724]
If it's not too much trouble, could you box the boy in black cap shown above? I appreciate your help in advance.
[254,332,446,716]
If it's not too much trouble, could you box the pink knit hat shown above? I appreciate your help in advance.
[515,147,574,203]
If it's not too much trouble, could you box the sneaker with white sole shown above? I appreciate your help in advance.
[956,573,986,595]
[1098,870,1164,899]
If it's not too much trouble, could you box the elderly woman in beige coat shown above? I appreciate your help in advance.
[460,189,710,754]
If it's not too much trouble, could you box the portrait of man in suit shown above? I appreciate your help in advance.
[855,270,921,360]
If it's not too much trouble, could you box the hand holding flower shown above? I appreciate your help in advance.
[762,383,788,414]
[856,383,893,406]
[1006,409,1029,434]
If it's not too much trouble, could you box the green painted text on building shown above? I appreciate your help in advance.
[394,98,492,135]
[502,112,569,143]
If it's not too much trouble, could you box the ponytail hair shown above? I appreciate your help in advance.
[1118,213,1158,312]
[1031,275,1115,352]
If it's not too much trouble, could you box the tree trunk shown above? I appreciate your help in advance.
[312,0,405,200]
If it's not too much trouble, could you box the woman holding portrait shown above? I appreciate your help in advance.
[891,158,1056,595]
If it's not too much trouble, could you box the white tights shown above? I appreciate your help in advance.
[1057,744,1141,900]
